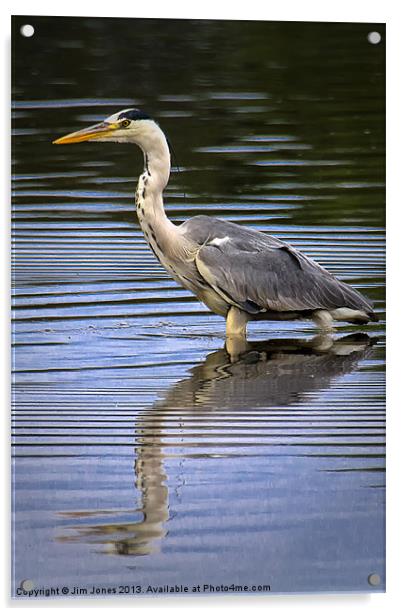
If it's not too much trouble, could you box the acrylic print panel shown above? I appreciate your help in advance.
[11,16,385,598]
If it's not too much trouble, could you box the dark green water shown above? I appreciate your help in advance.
[12,16,385,596]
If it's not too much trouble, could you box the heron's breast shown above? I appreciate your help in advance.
[135,182,229,316]
[137,206,192,283]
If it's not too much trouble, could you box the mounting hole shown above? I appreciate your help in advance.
[368,573,381,586]
[367,31,381,45]
[21,579,34,591]
[20,24,35,38]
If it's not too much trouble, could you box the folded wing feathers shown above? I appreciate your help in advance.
[183,216,374,316]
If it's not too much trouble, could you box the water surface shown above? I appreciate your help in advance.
[12,17,385,596]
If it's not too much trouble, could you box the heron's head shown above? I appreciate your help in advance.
[53,108,160,147]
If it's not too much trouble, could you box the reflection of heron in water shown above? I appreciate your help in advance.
[157,334,376,411]
[57,333,375,556]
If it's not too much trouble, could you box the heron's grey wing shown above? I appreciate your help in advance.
[181,216,374,315]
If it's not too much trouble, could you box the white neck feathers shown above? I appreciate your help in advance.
[135,120,171,190]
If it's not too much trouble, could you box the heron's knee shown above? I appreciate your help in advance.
[226,307,249,337]
[312,309,334,331]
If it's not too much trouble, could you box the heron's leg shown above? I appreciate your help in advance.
[225,308,249,361]
[226,306,250,337]
[312,309,334,332]
[225,336,249,362]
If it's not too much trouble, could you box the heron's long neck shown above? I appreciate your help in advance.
[135,125,179,261]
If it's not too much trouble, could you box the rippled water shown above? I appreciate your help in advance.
[12,17,385,596]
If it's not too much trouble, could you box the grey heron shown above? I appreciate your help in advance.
[53,108,378,339]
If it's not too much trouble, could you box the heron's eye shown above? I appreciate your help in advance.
[121,119,131,128]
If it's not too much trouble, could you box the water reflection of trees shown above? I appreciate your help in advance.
[57,333,374,556]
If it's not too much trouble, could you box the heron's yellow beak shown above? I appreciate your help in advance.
[53,121,120,144]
